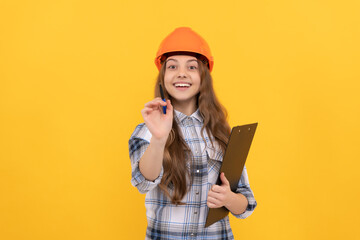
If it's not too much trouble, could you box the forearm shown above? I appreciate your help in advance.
[225,192,249,215]
[138,137,166,181]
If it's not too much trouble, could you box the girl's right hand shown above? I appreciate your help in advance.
[141,97,173,144]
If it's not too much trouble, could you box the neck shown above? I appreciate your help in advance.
[172,98,197,116]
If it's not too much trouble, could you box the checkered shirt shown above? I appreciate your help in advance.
[128,108,257,239]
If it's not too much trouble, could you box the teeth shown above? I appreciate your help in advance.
[174,83,191,87]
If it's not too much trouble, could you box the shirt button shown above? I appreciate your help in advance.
[196,191,199,195]
[196,169,200,173]
[194,211,198,214]
[190,233,195,236]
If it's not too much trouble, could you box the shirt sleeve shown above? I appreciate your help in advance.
[128,123,164,194]
[231,165,257,219]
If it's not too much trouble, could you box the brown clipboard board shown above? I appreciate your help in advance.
[205,122,258,228]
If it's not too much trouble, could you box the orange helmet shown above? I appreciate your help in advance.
[155,27,214,72]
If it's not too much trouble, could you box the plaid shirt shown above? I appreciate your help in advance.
[128,108,257,240]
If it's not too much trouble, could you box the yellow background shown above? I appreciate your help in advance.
[1,0,359,239]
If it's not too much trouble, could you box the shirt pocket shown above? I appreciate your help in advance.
[206,147,223,185]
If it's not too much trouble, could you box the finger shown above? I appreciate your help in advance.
[207,197,217,208]
[211,184,224,194]
[166,99,172,110]
[207,196,222,207]
[141,108,153,118]
[165,99,173,116]
[144,99,167,108]
[207,201,218,208]
[141,107,154,115]
[207,201,219,208]
[208,190,224,202]
[145,101,167,109]
[220,172,230,187]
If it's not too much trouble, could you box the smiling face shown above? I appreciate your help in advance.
[164,55,201,113]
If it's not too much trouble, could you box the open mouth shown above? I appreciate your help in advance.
[173,82,192,89]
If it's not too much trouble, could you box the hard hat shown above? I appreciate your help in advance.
[154,27,214,72]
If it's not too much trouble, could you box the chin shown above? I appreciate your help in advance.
[167,90,199,103]
[173,96,197,102]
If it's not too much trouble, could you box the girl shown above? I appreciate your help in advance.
[129,27,257,240]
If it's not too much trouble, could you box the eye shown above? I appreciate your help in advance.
[167,65,176,69]
[189,65,198,70]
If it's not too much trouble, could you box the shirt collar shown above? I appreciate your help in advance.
[174,108,203,124]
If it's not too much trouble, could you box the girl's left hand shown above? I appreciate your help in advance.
[207,172,233,208]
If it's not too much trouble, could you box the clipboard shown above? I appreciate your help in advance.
[205,122,258,228]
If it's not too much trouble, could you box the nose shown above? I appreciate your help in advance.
[177,66,187,78]
[177,73,187,78]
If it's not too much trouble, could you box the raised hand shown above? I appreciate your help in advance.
[141,97,173,144]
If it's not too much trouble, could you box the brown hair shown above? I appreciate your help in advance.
[154,55,231,205]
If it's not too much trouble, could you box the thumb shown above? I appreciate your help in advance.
[220,172,230,187]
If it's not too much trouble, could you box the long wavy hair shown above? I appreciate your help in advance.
[154,53,231,205]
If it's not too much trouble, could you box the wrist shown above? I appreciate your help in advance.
[150,136,168,147]
[224,191,237,210]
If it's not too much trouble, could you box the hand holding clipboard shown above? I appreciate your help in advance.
[205,123,258,228]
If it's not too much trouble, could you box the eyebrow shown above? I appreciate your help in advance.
[166,58,198,63]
